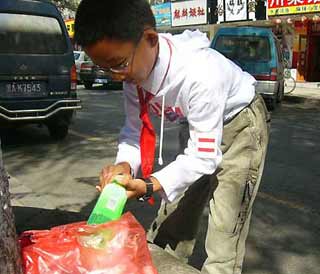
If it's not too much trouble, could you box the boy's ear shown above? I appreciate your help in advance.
[144,30,159,48]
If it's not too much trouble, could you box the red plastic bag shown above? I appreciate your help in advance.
[19,212,158,274]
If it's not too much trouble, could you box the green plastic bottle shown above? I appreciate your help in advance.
[87,179,127,225]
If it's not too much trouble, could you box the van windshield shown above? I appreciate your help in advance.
[215,35,271,63]
[0,13,67,54]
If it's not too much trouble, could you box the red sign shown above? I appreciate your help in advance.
[171,0,207,27]
[269,0,320,9]
[173,7,205,19]
[268,0,320,16]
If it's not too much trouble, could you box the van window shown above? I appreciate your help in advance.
[0,13,67,55]
[215,35,271,63]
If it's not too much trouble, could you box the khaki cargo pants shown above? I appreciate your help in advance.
[147,94,270,274]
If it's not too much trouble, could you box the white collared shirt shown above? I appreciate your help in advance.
[115,30,256,202]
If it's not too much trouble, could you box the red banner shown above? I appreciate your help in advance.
[268,0,320,9]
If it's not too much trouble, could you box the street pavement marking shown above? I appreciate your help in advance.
[258,191,320,217]
[69,130,104,142]
[258,191,305,210]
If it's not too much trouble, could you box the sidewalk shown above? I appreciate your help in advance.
[284,82,320,101]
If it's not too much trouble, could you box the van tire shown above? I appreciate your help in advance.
[84,82,93,89]
[47,120,69,140]
[277,84,284,103]
[265,97,277,111]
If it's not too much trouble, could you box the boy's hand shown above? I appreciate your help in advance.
[98,162,132,192]
[119,177,162,200]
[116,178,147,199]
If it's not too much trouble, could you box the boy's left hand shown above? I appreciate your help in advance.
[117,178,147,199]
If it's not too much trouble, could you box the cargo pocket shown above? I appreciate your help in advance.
[232,172,257,235]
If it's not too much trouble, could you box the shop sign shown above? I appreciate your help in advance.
[65,19,74,38]
[268,0,320,16]
[216,0,256,23]
[151,3,171,27]
[171,0,207,27]
[225,0,248,21]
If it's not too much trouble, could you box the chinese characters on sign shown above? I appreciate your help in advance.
[225,0,248,21]
[268,0,320,16]
[269,0,320,5]
[216,0,250,22]
[173,7,206,19]
[171,0,207,27]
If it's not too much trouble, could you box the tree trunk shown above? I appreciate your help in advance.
[0,141,23,274]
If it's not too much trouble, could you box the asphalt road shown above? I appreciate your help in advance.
[1,85,320,274]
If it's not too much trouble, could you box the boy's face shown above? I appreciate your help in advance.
[84,29,159,85]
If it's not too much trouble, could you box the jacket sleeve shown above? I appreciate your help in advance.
[114,84,142,176]
[152,79,228,202]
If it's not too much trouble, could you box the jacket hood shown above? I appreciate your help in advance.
[162,29,210,52]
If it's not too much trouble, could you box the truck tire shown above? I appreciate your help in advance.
[47,113,72,141]
[48,122,69,140]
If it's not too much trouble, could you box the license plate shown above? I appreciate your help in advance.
[95,78,109,84]
[3,82,47,98]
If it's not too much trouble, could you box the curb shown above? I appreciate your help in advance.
[283,95,320,108]
[295,82,320,90]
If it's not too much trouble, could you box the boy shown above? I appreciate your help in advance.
[74,1,270,273]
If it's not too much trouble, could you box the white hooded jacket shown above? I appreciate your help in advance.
[115,30,256,202]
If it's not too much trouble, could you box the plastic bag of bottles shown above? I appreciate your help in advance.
[19,212,158,274]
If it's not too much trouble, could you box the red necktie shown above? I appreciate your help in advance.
[137,86,156,205]
[137,86,155,178]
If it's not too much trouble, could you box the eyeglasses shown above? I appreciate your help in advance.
[97,50,135,75]
[108,52,134,74]
[103,28,150,74]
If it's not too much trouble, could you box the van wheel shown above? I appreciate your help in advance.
[277,84,284,103]
[265,97,277,111]
[47,121,69,140]
[84,82,93,89]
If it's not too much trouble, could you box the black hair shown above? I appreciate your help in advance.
[74,0,156,47]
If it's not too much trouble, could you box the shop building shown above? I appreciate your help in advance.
[150,0,320,82]
[151,0,268,39]
[268,0,320,82]
[152,0,213,37]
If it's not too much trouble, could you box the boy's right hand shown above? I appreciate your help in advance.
[97,162,132,192]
